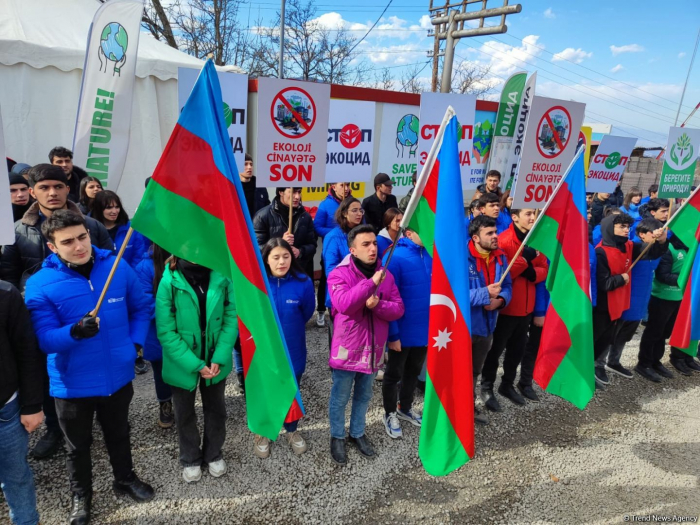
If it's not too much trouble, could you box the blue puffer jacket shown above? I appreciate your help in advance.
[113,222,151,268]
[621,204,642,239]
[496,209,512,234]
[533,281,550,318]
[592,224,602,247]
[620,234,660,321]
[384,238,432,346]
[314,191,343,238]
[322,226,350,308]
[134,254,162,362]
[268,272,315,377]
[467,245,513,337]
[25,247,150,399]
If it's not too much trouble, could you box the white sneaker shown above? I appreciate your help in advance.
[254,435,270,459]
[208,459,227,478]
[286,431,308,455]
[383,412,403,439]
[375,369,385,382]
[397,408,422,427]
[316,311,326,327]
[182,465,202,483]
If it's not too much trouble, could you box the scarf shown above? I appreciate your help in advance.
[352,255,376,279]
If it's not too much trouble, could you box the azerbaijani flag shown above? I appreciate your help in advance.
[530,150,595,410]
[403,109,473,476]
[668,187,700,356]
[131,61,303,438]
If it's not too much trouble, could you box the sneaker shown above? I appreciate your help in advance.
[158,401,174,428]
[605,363,633,379]
[498,383,526,406]
[594,367,609,385]
[517,383,540,402]
[286,431,308,455]
[670,358,692,376]
[30,428,64,459]
[208,459,227,478]
[182,465,202,483]
[375,369,385,382]
[397,408,422,427]
[315,311,326,327]
[653,363,674,379]
[686,359,700,372]
[634,364,662,383]
[480,388,502,412]
[383,412,403,439]
[233,372,245,395]
[475,406,489,425]
[254,435,270,459]
[134,357,149,375]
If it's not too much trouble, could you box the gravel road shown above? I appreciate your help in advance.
[14,325,700,524]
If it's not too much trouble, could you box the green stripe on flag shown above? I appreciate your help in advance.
[419,375,470,476]
[408,196,436,257]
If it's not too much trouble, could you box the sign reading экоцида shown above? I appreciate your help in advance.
[325,99,375,184]
[586,135,637,194]
[658,126,700,199]
[256,77,330,187]
[511,95,585,209]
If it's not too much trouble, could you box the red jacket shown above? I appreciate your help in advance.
[498,224,548,317]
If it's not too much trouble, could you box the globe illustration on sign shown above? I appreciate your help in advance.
[98,22,128,76]
[396,114,419,158]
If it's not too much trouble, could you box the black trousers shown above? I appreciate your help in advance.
[382,346,427,415]
[317,257,327,313]
[592,307,619,361]
[481,313,532,387]
[638,296,681,368]
[42,364,59,431]
[55,382,135,496]
[471,334,494,382]
[519,322,542,387]
[171,379,227,467]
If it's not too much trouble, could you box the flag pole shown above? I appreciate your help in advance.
[628,198,677,272]
[497,148,584,286]
[287,187,294,234]
[90,227,134,318]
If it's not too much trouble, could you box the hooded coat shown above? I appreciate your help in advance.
[314,188,344,238]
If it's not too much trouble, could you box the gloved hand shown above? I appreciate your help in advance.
[70,313,100,340]
[522,246,537,262]
[521,262,537,282]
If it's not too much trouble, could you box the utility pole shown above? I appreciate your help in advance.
[428,0,522,93]
[279,0,286,79]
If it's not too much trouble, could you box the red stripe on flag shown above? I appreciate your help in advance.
[153,124,267,292]
[238,317,255,378]
[428,248,474,458]
[285,398,304,423]
[669,271,693,349]
[533,303,572,388]
[543,181,590,295]
[422,159,440,212]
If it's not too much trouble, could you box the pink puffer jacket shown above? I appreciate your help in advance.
[327,255,405,374]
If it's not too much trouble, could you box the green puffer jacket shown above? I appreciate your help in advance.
[155,266,238,391]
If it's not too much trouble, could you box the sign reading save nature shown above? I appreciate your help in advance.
[256,78,330,187]
[376,103,420,196]
[658,127,700,198]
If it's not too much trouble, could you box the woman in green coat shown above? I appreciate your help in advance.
[155,257,238,484]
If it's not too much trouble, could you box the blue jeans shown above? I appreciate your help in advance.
[233,339,243,374]
[0,397,39,525]
[329,369,376,439]
[150,360,172,402]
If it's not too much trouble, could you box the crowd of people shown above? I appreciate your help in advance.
[1,149,696,525]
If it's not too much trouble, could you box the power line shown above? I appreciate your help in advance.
[347,0,394,55]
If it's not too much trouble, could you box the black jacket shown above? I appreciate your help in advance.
[0,200,113,291]
[594,215,668,313]
[590,196,611,228]
[361,193,399,233]
[609,186,624,208]
[0,280,43,414]
[67,166,88,203]
[253,197,317,265]
[241,176,271,219]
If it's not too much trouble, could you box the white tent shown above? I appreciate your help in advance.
[0,0,243,213]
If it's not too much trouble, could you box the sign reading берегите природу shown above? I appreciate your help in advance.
[658,127,700,199]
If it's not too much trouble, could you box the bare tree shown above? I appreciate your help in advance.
[372,68,395,91]
[451,62,495,97]
[142,0,178,49]
[400,63,429,94]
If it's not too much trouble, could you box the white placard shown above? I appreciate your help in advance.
[326,99,375,183]
[418,92,477,190]
[376,103,420,196]
[256,78,330,187]
[586,135,638,193]
[0,109,14,244]
[178,67,249,174]
[511,96,586,208]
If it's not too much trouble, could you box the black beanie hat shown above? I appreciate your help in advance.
[9,174,28,187]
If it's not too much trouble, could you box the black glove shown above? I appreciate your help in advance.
[70,313,100,340]
[521,262,537,282]
[522,246,537,262]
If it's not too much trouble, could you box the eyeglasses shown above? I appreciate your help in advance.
[349,208,365,215]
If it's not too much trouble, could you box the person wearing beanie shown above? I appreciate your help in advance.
[9,174,32,222]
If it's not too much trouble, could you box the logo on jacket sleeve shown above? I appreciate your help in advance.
[107,296,125,304]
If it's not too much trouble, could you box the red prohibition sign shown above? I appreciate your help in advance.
[270,86,317,139]
[535,105,572,159]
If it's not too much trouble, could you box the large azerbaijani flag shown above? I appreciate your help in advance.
[668,187,700,356]
[402,109,474,476]
[131,61,303,438]
[530,150,595,410]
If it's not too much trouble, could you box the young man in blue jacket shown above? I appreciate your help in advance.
[25,211,154,525]
[467,216,512,425]
[382,229,432,439]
